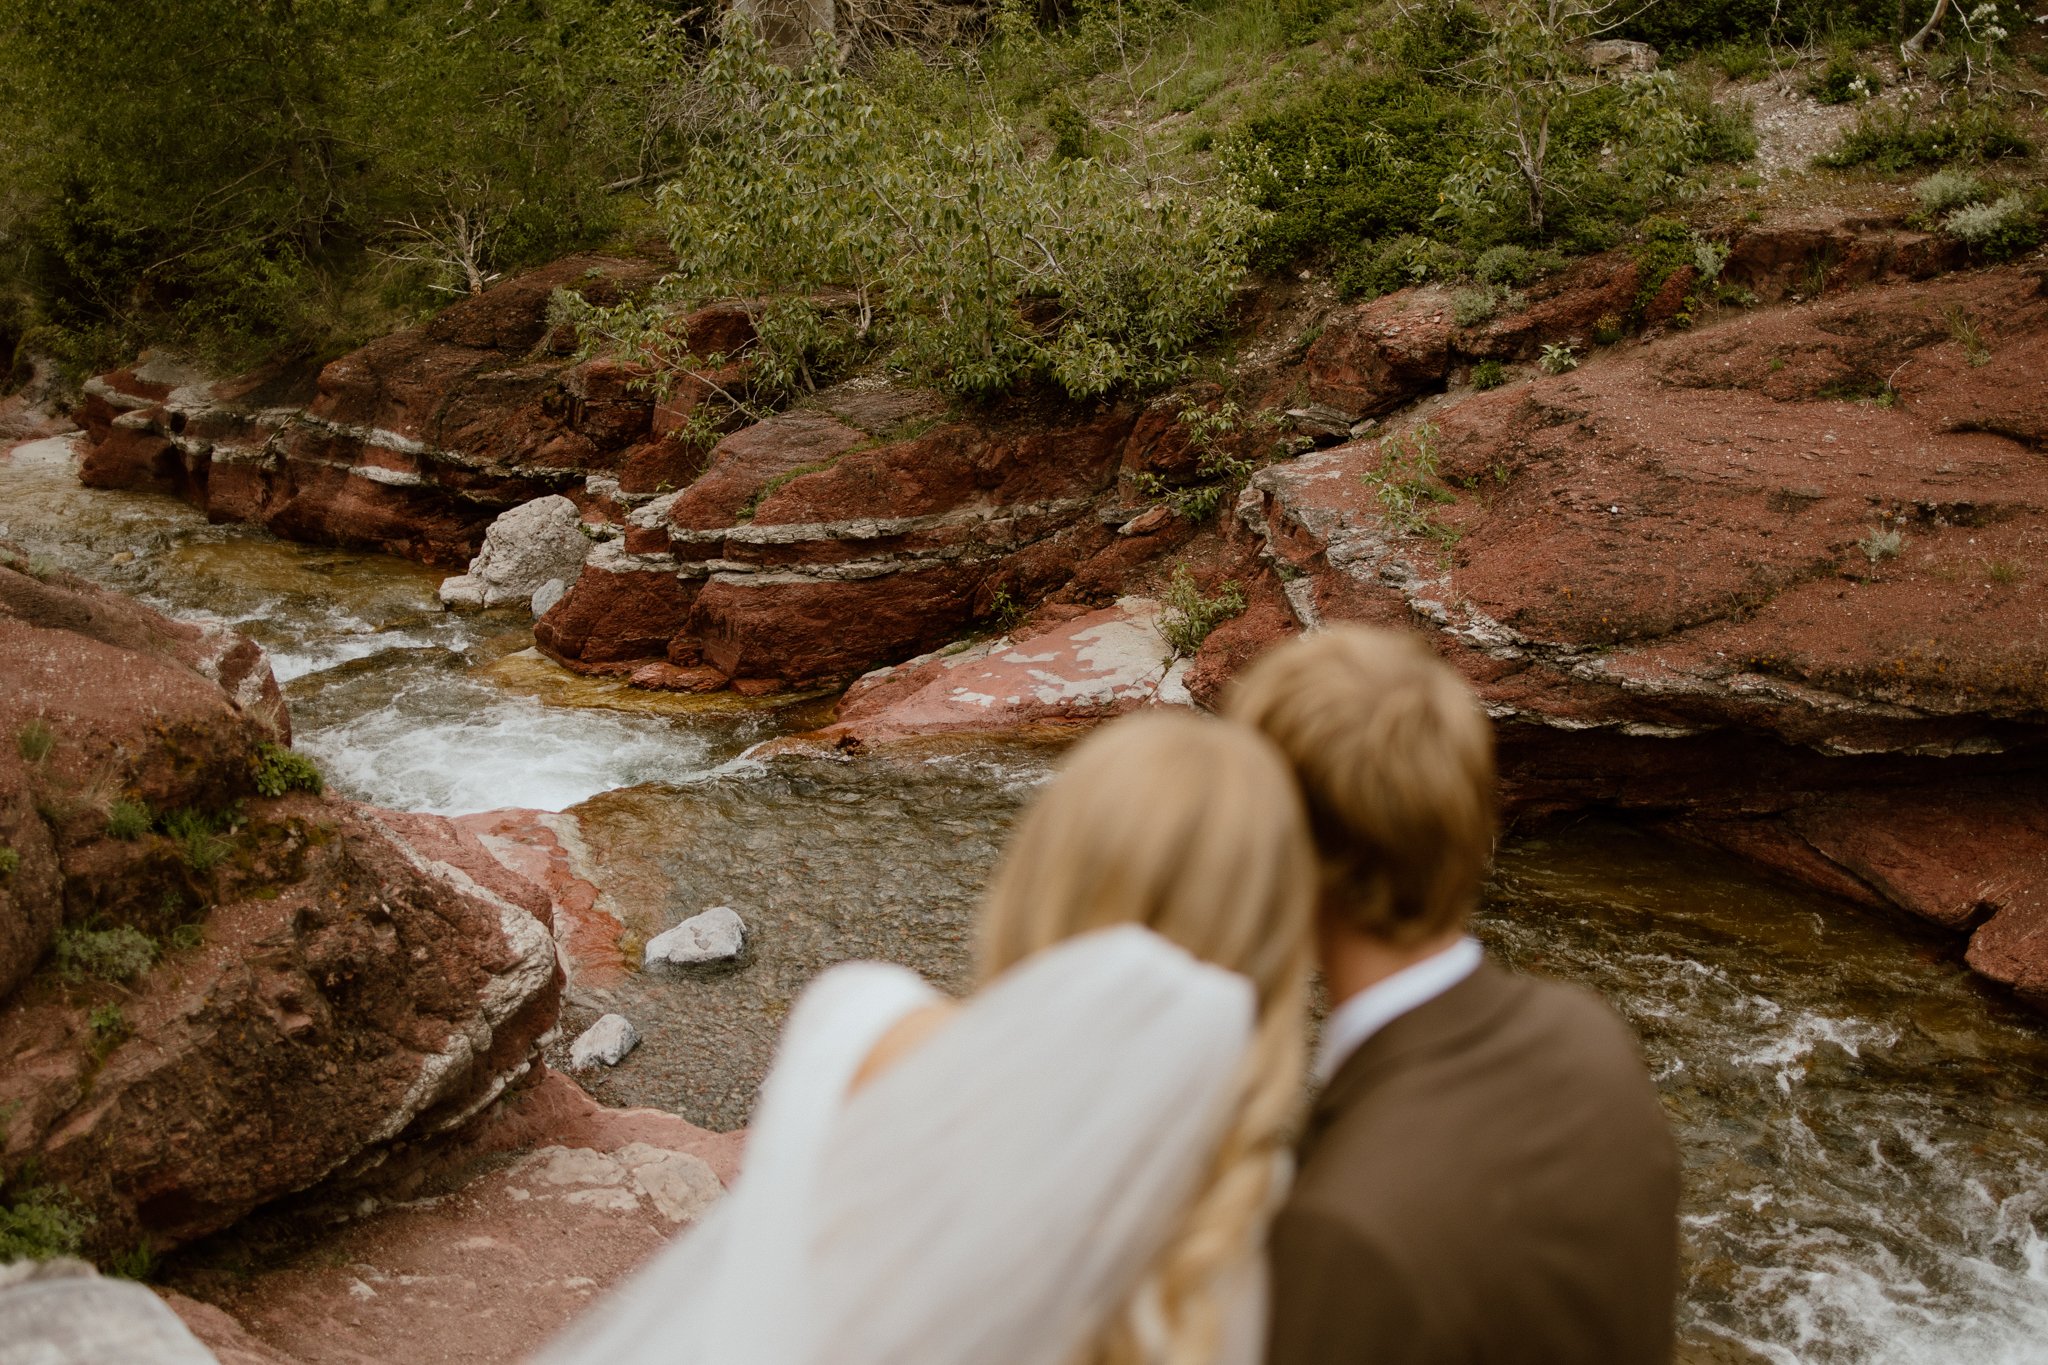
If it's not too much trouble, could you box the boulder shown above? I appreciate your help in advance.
[569,1013,641,1069]
[530,577,568,618]
[439,496,591,610]
[1583,39,1657,71]
[644,906,747,968]
[0,558,562,1258]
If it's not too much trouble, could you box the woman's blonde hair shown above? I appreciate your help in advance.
[977,711,1317,1365]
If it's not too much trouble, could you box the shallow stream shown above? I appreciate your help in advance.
[5,435,2046,1364]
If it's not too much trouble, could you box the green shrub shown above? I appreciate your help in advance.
[1374,0,1490,76]
[1915,168,1991,217]
[1540,341,1579,373]
[1618,0,1902,55]
[1159,565,1248,658]
[16,720,53,763]
[87,1004,131,1059]
[1473,245,1563,287]
[1046,95,1093,162]
[1451,285,1518,327]
[1704,41,1773,81]
[0,1184,90,1262]
[1335,235,1470,301]
[1471,359,1507,390]
[564,27,1258,405]
[53,925,158,984]
[161,809,231,873]
[167,923,205,952]
[252,743,324,798]
[1943,193,2044,259]
[0,847,16,879]
[1223,74,1478,270]
[1808,52,1881,105]
[105,798,152,841]
[1363,422,1458,545]
[1820,103,2033,172]
[0,0,689,366]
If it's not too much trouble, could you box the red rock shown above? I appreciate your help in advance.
[627,661,730,693]
[1305,286,1456,416]
[689,565,985,687]
[0,558,561,1257]
[535,546,700,670]
[1230,263,2048,1008]
[163,1070,742,1365]
[1720,209,1966,303]
[74,257,664,566]
[447,810,629,991]
[805,599,1192,747]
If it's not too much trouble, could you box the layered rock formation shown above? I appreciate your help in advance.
[74,255,666,565]
[1226,262,2048,1005]
[0,555,562,1258]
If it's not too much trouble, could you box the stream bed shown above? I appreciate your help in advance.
[5,435,2046,1364]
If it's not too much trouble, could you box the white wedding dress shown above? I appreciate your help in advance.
[535,924,1268,1365]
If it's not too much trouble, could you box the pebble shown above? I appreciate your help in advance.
[644,906,747,969]
[568,1013,641,1068]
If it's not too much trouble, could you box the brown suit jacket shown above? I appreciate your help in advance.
[1267,960,1679,1365]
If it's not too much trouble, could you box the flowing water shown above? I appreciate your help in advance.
[5,434,2046,1364]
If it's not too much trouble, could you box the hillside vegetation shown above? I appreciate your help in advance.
[1,0,2041,399]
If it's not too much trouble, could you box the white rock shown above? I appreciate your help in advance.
[439,495,591,609]
[1583,38,1658,72]
[644,906,747,968]
[569,1013,641,1069]
[438,573,486,610]
[531,577,568,619]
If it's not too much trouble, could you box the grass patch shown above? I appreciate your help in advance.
[16,720,54,763]
[1946,307,1992,366]
[251,743,323,798]
[1160,564,1248,659]
[161,809,234,873]
[87,1004,132,1061]
[1860,528,1905,563]
[106,798,152,841]
[1471,359,1507,390]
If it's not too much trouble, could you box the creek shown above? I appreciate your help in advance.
[4,434,2046,1364]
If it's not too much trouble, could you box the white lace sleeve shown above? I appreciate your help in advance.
[537,925,1257,1365]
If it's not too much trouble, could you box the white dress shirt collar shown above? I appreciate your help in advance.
[1312,936,1484,1087]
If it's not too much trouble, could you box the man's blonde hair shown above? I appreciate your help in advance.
[1224,626,1496,945]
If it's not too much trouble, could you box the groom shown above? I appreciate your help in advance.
[1227,626,1679,1365]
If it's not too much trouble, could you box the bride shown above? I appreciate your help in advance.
[537,712,1316,1365]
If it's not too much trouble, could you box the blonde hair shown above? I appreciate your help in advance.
[1224,625,1496,946]
[977,711,1316,1365]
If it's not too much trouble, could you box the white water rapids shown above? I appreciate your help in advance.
[5,433,2047,1364]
